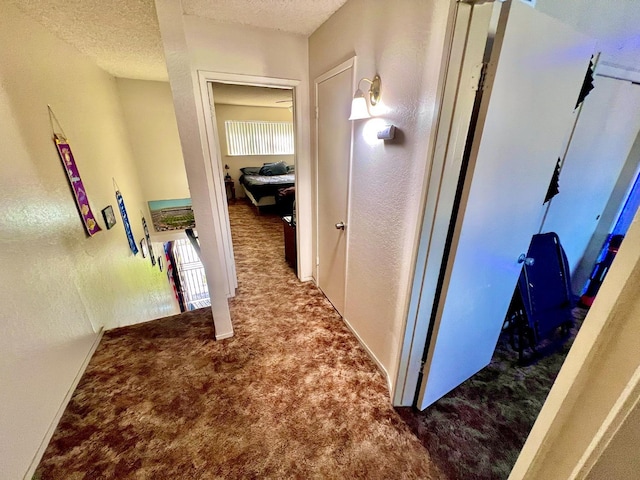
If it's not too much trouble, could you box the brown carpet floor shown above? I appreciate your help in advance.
[397,307,585,480]
[35,201,444,479]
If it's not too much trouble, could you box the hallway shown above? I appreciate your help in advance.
[35,202,443,479]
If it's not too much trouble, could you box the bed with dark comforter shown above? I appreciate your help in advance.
[239,162,295,207]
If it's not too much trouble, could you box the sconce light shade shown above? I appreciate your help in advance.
[349,74,381,121]
[349,89,371,120]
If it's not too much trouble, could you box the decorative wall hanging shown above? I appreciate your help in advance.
[114,179,138,255]
[101,205,117,230]
[49,106,102,236]
[142,216,156,266]
[139,238,148,258]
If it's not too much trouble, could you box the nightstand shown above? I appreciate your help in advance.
[224,177,236,202]
[282,215,296,270]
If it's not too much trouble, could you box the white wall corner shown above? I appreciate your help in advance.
[155,0,234,338]
[24,329,104,480]
[342,316,392,397]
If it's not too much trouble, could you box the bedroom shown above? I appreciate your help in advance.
[210,82,298,270]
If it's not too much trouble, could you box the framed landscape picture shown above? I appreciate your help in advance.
[148,198,195,232]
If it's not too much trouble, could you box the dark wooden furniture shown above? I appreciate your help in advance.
[282,215,296,270]
[224,176,236,202]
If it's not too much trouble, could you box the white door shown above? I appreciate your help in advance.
[419,1,595,409]
[315,60,354,315]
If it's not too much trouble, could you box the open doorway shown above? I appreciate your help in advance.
[206,81,300,288]
[210,83,296,215]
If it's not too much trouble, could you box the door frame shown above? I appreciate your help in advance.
[313,57,357,296]
[196,71,308,293]
[393,0,640,476]
[393,0,498,406]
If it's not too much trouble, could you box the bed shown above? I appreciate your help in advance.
[239,162,295,209]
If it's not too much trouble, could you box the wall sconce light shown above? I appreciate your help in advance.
[349,74,381,121]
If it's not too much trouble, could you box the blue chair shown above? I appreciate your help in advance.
[505,232,574,362]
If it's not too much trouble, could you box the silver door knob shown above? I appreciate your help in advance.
[517,254,535,266]
[335,222,345,230]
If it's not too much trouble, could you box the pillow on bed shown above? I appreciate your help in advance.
[240,167,261,176]
[259,161,288,176]
[287,164,295,173]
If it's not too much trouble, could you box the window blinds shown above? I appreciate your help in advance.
[225,120,294,156]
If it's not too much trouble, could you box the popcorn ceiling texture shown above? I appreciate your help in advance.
[11,0,640,84]
[7,0,348,82]
[182,0,348,36]
[536,0,640,70]
[9,0,167,80]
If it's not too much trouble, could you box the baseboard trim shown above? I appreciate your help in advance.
[24,328,104,480]
[341,317,393,397]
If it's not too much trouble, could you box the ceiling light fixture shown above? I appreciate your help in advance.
[349,75,381,121]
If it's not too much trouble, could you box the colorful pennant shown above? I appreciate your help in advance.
[116,189,139,255]
[54,136,102,236]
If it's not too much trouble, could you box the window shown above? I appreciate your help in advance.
[225,120,294,156]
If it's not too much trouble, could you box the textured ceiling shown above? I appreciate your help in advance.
[537,0,640,71]
[8,0,640,83]
[8,0,349,82]
[211,83,293,108]
[9,0,168,81]
[181,0,348,36]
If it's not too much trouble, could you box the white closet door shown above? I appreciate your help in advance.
[419,1,595,409]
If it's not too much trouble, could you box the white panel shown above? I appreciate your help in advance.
[541,77,640,282]
[419,0,595,408]
[395,1,495,406]
[316,65,352,315]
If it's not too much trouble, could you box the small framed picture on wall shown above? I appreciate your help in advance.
[139,238,149,258]
[101,205,117,230]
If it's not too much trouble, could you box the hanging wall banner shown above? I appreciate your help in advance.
[116,190,139,255]
[54,136,102,236]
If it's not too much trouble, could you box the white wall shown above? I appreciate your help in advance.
[309,0,450,391]
[0,4,179,479]
[540,75,640,293]
[213,103,294,197]
[574,131,640,293]
[182,15,313,282]
[116,78,190,202]
[156,0,313,338]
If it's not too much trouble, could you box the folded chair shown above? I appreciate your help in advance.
[504,232,574,362]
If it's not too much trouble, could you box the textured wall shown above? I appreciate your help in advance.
[0,5,178,478]
[213,103,294,197]
[116,78,190,203]
[181,15,313,281]
[309,0,450,390]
